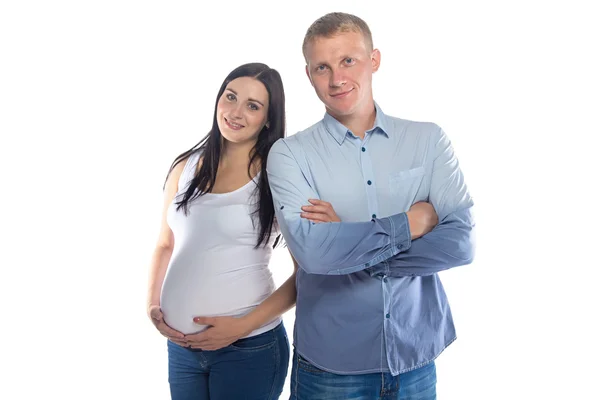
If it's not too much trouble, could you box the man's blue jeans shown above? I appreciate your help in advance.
[289,349,436,400]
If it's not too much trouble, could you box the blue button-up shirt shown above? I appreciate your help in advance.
[266,103,475,375]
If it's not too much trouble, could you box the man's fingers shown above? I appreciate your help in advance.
[301,205,330,214]
[308,199,328,206]
[301,212,330,222]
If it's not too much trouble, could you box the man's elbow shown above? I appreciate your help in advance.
[291,250,329,275]
[435,218,475,267]
[460,249,475,266]
[284,220,332,274]
[457,227,476,266]
[444,207,476,266]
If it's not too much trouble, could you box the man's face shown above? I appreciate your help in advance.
[304,31,380,119]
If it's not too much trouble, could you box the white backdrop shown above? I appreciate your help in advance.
[1,1,599,399]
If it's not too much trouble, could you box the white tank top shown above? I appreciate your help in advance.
[160,151,281,336]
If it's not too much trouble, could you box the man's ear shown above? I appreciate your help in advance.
[371,49,381,73]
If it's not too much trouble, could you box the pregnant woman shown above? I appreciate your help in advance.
[146,63,296,400]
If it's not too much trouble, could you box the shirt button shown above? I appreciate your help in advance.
[361,147,366,152]
[383,277,388,283]
[386,313,390,319]
[372,213,376,218]
[367,180,372,185]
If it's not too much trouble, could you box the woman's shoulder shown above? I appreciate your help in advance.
[168,149,203,191]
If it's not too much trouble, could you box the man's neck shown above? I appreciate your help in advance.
[327,100,376,140]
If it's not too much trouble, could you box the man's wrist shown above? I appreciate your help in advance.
[406,210,419,240]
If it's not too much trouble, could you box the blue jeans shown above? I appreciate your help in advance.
[290,349,436,400]
[167,322,289,400]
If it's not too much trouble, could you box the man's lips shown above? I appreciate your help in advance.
[330,88,354,98]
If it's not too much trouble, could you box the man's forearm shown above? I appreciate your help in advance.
[278,210,412,275]
[367,206,475,277]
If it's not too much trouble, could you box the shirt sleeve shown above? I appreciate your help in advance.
[266,138,412,275]
[367,126,476,277]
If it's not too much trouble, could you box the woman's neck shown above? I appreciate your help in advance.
[220,140,258,173]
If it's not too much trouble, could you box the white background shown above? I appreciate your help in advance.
[1,1,599,399]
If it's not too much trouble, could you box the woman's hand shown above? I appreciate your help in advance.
[185,316,251,351]
[148,305,187,346]
[300,199,340,223]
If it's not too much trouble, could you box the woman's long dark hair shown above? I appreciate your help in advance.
[164,63,285,248]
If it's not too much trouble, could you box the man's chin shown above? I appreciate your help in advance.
[326,103,355,118]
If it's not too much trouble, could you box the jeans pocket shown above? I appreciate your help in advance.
[296,353,327,375]
[229,330,276,352]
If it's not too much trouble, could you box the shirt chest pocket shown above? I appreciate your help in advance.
[388,166,426,210]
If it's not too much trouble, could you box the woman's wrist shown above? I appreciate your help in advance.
[239,312,264,336]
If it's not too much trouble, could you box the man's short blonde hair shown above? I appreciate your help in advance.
[302,12,373,61]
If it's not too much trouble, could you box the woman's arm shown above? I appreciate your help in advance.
[241,250,298,332]
[187,250,298,350]
[146,159,187,345]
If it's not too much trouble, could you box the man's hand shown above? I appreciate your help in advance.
[185,316,251,351]
[300,199,341,223]
[407,202,439,240]
[148,305,187,346]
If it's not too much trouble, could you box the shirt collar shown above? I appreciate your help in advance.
[323,102,391,145]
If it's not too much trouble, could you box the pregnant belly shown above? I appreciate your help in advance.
[160,263,275,335]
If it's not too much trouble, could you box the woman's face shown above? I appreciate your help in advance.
[216,76,270,146]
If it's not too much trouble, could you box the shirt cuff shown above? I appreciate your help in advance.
[388,212,412,253]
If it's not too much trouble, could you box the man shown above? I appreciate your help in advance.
[266,12,475,400]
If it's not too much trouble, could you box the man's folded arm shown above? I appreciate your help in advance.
[266,139,411,275]
[367,126,476,277]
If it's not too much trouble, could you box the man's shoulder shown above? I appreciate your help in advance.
[384,114,442,136]
[272,120,324,151]
[289,120,325,141]
[267,121,324,171]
